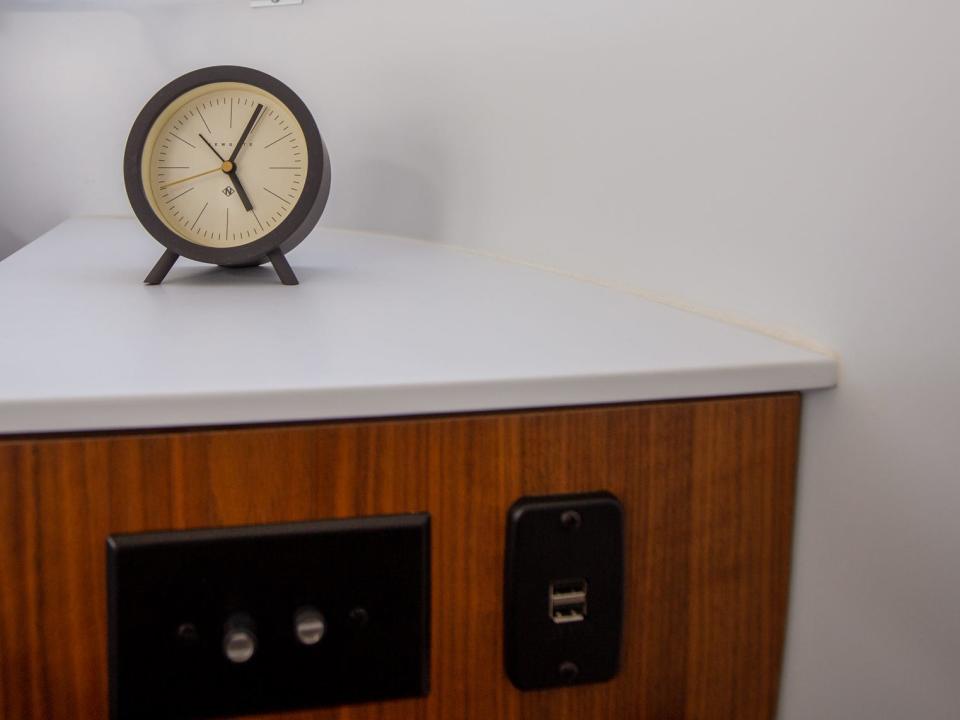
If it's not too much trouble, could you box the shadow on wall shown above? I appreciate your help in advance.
[334,157,445,244]
[0,222,25,262]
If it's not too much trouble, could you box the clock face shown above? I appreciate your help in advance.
[140,82,308,249]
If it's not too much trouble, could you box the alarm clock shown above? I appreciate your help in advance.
[124,66,331,285]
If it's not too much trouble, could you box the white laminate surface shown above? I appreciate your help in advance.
[0,218,837,434]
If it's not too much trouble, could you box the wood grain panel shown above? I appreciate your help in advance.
[0,394,800,720]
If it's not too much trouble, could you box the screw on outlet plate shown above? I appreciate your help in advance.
[176,622,199,648]
[558,661,580,682]
[560,510,582,530]
[348,606,370,627]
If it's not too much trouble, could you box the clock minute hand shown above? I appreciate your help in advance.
[229,103,263,163]
[222,104,263,212]
[227,170,254,212]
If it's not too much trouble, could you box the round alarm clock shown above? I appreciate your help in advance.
[124,66,331,285]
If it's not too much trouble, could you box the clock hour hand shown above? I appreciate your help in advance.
[229,103,263,163]
[198,133,226,162]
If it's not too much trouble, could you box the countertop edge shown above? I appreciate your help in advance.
[0,359,837,436]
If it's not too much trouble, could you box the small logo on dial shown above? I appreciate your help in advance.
[222,187,235,197]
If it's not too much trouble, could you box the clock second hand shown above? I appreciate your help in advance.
[160,165,223,190]
[198,132,254,213]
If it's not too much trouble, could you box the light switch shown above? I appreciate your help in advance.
[107,514,430,719]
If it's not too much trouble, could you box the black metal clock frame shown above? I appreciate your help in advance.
[124,66,331,286]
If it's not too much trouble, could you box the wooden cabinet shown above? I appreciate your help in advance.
[0,393,799,719]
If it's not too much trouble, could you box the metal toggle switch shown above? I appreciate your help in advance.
[223,613,257,664]
[294,607,326,646]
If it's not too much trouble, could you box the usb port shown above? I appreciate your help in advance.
[551,602,587,624]
[549,579,588,624]
[550,579,587,599]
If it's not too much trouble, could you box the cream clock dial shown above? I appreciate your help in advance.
[146,85,307,248]
[125,67,330,285]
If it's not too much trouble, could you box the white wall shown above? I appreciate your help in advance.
[2,2,959,718]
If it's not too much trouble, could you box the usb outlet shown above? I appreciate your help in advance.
[549,579,588,624]
[504,492,623,689]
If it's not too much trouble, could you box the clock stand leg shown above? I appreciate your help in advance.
[144,250,179,285]
[267,249,299,286]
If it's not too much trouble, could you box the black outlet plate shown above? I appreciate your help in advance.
[107,513,429,720]
[504,492,623,690]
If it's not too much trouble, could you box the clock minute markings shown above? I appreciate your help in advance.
[250,110,266,135]
[197,106,212,135]
[169,132,196,149]
[165,187,195,204]
[263,187,290,205]
[231,104,263,158]
[263,132,292,149]
[191,202,209,232]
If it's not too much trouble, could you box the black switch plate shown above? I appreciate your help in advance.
[504,492,623,690]
[107,513,430,720]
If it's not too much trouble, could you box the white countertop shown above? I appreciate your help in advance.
[0,218,836,435]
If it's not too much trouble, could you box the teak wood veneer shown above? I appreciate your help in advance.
[0,393,800,720]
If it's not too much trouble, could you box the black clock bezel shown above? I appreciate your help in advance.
[124,66,330,267]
